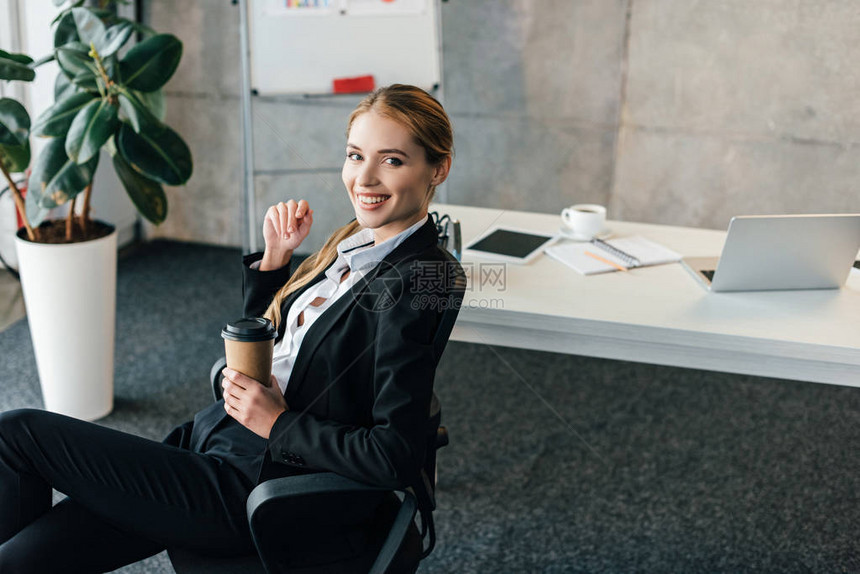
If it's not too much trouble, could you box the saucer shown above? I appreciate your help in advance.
[558,226,611,242]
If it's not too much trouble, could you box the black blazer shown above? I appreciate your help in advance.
[189,217,460,490]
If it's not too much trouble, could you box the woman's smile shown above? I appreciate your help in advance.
[356,193,392,208]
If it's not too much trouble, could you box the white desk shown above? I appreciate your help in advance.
[432,203,860,387]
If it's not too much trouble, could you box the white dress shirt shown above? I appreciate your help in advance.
[270,215,429,394]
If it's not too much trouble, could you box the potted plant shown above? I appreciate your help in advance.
[0,0,192,420]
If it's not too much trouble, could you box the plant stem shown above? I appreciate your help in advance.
[79,182,93,237]
[66,196,77,242]
[0,161,36,241]
[89,44,115,98]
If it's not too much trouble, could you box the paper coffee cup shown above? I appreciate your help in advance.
[221,317,278,386]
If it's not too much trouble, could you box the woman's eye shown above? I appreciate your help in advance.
[347,152,362,161]
[384,157,403,166]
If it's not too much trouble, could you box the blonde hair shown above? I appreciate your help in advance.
[263,85,454,328]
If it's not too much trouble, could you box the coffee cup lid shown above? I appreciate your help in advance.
[221,317,277,342]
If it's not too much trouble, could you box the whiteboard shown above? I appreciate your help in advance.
[248,0,441,95]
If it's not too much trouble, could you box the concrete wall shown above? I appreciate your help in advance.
[142,0,860,252]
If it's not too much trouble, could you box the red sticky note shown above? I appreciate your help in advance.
[333,75,375,94]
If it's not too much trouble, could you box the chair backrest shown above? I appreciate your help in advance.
[411,249,464,560]
[431,210,462,262]
[431,237,465,343]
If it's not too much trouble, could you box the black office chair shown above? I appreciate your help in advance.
[169,246,465,574]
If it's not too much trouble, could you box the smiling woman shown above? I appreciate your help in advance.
[0,83,464,573]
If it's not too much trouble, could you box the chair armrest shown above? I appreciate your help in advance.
[210,357,227,401]
[247,472,391,511]
[246,473,418,574]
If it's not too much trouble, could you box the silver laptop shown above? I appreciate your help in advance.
[681,214,860,292]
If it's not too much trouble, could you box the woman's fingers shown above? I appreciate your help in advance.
[222,382,239,411]
[300,208,313,233]
[289,200,302,234]
[268,208,281,239]
[293,208,313,237]
[222,370,248,415]
[296,199,309,219]
[222,368,254,389]
[263,200,313,246]
[276,202,290,239]
[271,204,288,238]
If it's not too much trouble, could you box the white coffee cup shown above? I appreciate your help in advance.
[561,204,607,240]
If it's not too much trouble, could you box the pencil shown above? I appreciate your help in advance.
[584,250,628,272]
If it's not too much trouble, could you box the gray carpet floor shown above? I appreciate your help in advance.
[0,239,858,573]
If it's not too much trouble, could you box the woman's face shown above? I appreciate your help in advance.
[342,109,449,243]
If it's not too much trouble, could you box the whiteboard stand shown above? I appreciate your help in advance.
[237,0,445,254]
[238,0,258,254]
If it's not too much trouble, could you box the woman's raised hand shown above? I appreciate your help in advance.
[260,200,313,270]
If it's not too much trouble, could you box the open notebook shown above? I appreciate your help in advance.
[545,235,682,275]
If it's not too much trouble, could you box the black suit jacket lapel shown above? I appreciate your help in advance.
[283,218,439,402]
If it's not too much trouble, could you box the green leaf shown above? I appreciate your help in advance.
[124,19,158,39]
[131,88,165,121]
[95,21,134,59]
[33,91,96,137]
[25,186,50,228]
[26,137,99,226]
[51,1,85,26]
[66,98,119,164]
[0,99,30,146]
[71,7,106,46]
[116,122,192,186]
[53,11,80,48]
[104,55,120,84]
[88,9,114,20]
[118,91,161,133]
[0,141,31,173]
[69,72,99,93]
[112,149,167,224]
[54,70,76,100]
[56,43,100,92]
[0,52,36,82]
[0,49,34,66]
[119,34,182,92]
[107,17,157,39]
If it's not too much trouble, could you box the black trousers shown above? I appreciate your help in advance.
[0,408,257,573]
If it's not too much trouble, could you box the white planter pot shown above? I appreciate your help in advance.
[14,226,117,421]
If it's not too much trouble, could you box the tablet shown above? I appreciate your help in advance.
[463,226,558,264]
